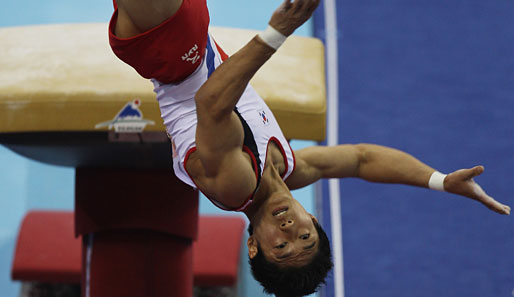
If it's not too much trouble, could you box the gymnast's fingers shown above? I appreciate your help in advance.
[310,0,321,12]
[294,0,319,13]
[480,193,511,215]
[280,0,293,12]
[468,180,510,215]
[464,165,484,180]
[291,0,306,12]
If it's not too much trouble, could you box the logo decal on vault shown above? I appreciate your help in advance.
[95,99,155,133]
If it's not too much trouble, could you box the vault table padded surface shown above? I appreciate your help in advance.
[0,23,326,141]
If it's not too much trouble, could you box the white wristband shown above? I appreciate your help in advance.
[258,25,287,50]
[428,171,447,192]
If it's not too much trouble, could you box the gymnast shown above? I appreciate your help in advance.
[108,0,511,296]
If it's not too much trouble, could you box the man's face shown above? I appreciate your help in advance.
[247,197,319,267]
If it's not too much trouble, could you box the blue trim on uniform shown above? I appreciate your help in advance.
[206,35,216,77]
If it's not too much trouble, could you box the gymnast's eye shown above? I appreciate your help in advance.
[300,234,310,240]
[276,242,287,249]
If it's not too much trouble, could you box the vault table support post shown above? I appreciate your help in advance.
[75,168,199,297]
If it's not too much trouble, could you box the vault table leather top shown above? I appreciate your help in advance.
[0,24,326,140]
[0,24,326,167]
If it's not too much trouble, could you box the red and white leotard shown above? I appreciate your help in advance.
[109,0,295,211]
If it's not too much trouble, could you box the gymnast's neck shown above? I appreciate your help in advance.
[242,160,292,219]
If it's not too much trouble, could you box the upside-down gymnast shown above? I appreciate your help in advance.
[108,0,511,296]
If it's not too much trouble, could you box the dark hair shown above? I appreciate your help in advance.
[248,221,333,297]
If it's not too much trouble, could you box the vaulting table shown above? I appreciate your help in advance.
[0,23,326,297]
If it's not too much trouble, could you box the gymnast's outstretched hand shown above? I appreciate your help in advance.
[444,166,511,215]
[269,0,320,36]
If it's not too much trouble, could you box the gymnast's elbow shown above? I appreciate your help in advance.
[336,143,370,178]
[195,88,232,121]
[352,143,371,163]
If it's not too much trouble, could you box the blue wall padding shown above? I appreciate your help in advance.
[315,0,514,296]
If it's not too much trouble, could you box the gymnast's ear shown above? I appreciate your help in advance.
[310,214,318,224]
[247,236,258,259]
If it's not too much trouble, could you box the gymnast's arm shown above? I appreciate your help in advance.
[189,0,319,201]
[195,0,319,115]
[286,144,511,215]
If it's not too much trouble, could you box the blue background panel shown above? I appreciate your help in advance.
[315,0,514,296]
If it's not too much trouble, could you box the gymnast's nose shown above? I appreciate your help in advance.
[280,219,294,230]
